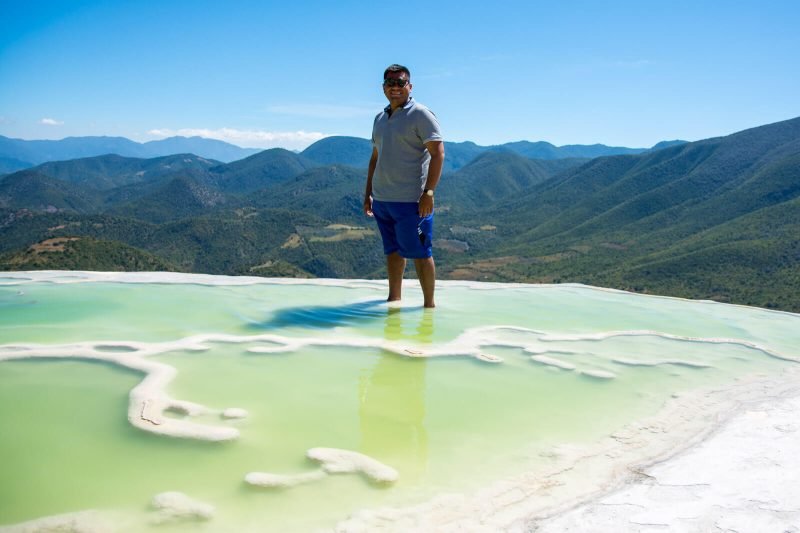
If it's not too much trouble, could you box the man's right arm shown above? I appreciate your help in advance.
[364,146,378,217]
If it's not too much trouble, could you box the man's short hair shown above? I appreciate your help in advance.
[384,64,410,80]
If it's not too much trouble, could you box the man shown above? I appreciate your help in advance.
[364,64,445,308]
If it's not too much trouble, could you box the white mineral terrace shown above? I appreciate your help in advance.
[2,320,796,443]
[331,370,800,532]
[1,271,799,532]
[246,447,399,488]
[0,327,512,441]
[3,372,798,533]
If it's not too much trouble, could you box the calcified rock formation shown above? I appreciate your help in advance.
[245,470,328,488]
[0,340,246,442]
[532,393,800,532]
[246,447,399,489]
[221,407,249,419]
[0,510,117,532]
[3,272,799,533]
[331,372,800,532]
[309,447,399,483]
[150,492,214,523]
[2,320,796,443]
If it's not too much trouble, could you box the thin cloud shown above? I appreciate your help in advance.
[146,127,331,150]
[40,118,64,126]
[265,103,378,119]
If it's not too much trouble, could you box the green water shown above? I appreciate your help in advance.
[0,276,797,531]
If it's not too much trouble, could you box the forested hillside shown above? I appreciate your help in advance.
[1,117,797,311]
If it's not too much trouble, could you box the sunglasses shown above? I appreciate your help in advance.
[383,78,410,88]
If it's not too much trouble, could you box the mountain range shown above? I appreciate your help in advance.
[299,136,685,173]
[0,118,797,311]
[0,133,683,175]
[0,135,262,171]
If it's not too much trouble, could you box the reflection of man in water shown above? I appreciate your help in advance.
[363,64,445,308]
[358,309,433,482]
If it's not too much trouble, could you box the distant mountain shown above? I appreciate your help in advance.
[301,136,372,167]
[142,136,261,162]
[441,116,800,310]
[243,153,585,223]
[1,116,797,311]
[0,154,223,216]
[0,136,146,167]
[109,175,228,223]
[439,151,588,211]
[300,136,685,171]
[211,148,318,193]
[0,150,311,211]
[0,135,260,167]
[0,157,32,175]
[32,153,219,190]
[491,140,646,159]
[1,133,684,172]
[487,118,800,245]
[442,141,487,172]
[0,170,101,212]
[248,165,367,222]
[299,136,525,172]
[650,140,688,151]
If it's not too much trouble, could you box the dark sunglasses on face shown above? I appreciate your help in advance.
[383,78,409,88]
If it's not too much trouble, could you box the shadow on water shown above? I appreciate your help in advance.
[249,300,436,479]
[250,299,421,330]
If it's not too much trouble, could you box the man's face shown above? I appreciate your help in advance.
[383,71,412,108]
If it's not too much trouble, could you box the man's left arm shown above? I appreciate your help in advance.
[419,140,444,216]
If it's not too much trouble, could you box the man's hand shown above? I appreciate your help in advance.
[420,140,443,217]
[418,194,434,216]
[364,147,378,217]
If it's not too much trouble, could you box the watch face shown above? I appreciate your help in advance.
[426,189,434,196]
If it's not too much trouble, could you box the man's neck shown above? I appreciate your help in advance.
[389,98,410,113]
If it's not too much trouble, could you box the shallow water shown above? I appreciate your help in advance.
[0,273,798,531]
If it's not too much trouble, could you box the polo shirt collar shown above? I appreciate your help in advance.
[384,96,415,113]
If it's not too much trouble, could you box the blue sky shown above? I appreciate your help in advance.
[1,0,798,150]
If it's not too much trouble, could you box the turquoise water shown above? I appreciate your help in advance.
[0,274,798,531]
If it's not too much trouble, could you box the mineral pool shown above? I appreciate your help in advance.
[0,272,798,532]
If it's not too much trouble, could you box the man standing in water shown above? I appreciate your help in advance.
[364,64,445,308]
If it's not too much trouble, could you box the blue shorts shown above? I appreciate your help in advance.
[372,200,433,259]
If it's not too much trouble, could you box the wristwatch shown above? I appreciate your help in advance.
[423,188,434,197]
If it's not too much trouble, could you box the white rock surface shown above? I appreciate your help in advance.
[332,374,800,532]
[150,491,214,522]
[308,447,399,483]
[245,470,326,488]
[221,407,249,419]
[532,394,800,533]
[530,355,576,370]
[245,447,399,490]
[579,368,617,379]
[0,510,115,532]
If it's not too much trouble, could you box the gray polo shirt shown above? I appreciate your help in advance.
[371,97,443,202]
